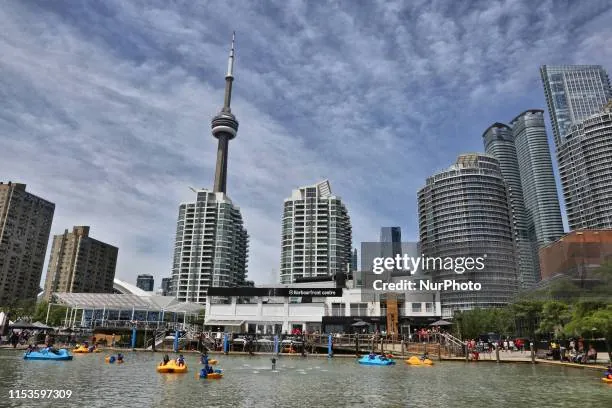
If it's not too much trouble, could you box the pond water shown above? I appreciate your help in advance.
[0,350,609,407]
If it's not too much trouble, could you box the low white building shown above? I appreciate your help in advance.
[205,277,441,334]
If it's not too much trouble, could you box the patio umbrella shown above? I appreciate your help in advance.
[429,319,452,326]
[351,321,369,327]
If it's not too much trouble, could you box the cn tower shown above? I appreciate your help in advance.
[211,32,238,194]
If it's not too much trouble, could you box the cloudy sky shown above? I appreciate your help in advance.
[1,0,611,288]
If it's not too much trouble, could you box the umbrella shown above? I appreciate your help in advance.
[351,321,369,327]
[429,319,453,326]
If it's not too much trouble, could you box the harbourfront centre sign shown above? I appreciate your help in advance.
[206,287,344,297]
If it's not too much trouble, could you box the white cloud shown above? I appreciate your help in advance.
[0,0,611,288]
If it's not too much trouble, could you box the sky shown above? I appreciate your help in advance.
[1,0,612,288]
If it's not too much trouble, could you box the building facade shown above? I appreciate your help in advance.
[483,123,538,287]
[539,230,612,281]
[43,226,118,301]
[0,182,55,306]
[171,191,248,303]
[136,274,154,292]
[280,180,352,284]
[160,277,172,296]
[540,65,611,148]
[558,101,612,229]
[418,154,518,318]
[510,110,565,246]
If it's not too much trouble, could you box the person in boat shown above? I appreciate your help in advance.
[162,354,170,366]
[379,354,388,361]
[117,353,124,363]
[176,354,185,366]
[605,365,612,379]
[368,352,376,359]
[420,352,429,361]
[200,353,208,365]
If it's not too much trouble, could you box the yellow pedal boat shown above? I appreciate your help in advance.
[405,356,434,366]
[156,361,188,373]
[601,377,612,383]
[73,346,102,353]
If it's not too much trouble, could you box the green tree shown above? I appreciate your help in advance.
[511,300,543,339]
[31,301,68,326]
[538,301,571,339]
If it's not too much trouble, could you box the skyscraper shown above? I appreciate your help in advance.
[170,34,249,303]
[161,277,172,296]
[350,248,358,272]
[540,65,611,149]
[558,101,612,229]
[418,154,518,318]
[136,274,154,292]
[541,65,612,231]
[483,124,537,287]
[280,180,352,284]
[43,226,118,300]
[0,182,55,306]
[510,110,565,245]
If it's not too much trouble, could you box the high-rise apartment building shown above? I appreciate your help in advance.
[418,154,518,318]
[0,182,54,306]
[172,191,248,303]
[280,180,352,284]
[483,124,537,287]
[558,101,612,229]
[136,274,154,292]
[541,65,612,231]
[540,65,611,148]
[350,248,358,272]
[170,34,249,303]
[43,226,118,300]
[510,110,565,246]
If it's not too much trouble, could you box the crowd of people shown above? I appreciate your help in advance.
[548,339,598,363]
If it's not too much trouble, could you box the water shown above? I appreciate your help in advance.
[0,350,609,407]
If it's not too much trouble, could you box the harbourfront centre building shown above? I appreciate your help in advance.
[204,275,441,335]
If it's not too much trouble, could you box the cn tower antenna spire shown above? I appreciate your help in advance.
[222,31,236,112]
[211,32,239,194]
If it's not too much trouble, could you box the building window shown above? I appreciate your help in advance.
[331,303,345,317]
[425,303,433,313]
[350,303,367,316]
[412,303,422,312]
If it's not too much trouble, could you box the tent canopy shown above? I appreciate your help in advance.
[9,319,38,329]
[351,320,369,327]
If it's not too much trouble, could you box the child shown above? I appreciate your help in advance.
[176,354,185,366]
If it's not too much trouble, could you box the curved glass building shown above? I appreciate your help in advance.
[559,101,612,229]
[483,123,536,288]
[418,154,518,318]
[510,110,565,245]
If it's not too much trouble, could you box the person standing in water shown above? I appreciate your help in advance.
[271,357,276,370]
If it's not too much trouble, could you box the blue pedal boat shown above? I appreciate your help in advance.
[358,355,396,366]
[24,348,73,361]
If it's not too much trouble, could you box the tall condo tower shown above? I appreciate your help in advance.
[540,65,612,231]
[170,34,249,303]
[510,110,564,246]
[540,65,611,149]
[0,182,54,306]
[43,226,118,301]
[418,154,518,318]
[558,101,612,229]
[483,124,537,287]
[280,180,352,284]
